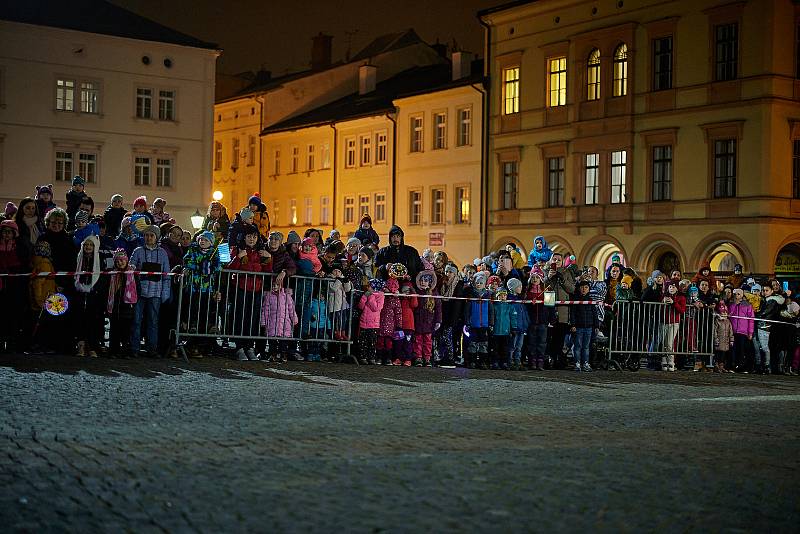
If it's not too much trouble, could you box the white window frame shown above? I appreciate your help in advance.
[304,196,313,225]
[375,131,388,164]
[53,140,102,184]
[158,89,175,121]
[343,196,355,224]
[156,158,173,188]
[231,138,240,170]
[79,153,98,184]
[214,141,223,170]
[455,185,470,224]
[410,115,423,153]
[358,193,370,219]
[136,87,153,119]
[360,134,372,166]
[585,153,599,205]
[431,187,445,225]
[131,146,178,190]
[55,151,74,182]
[56,78,75,112]
[289,198,297,225]
[320,196,330,225]
[134,156,151,186]
[457,107,472,147]
[80,81,100,114]
[306,144,315,171]
[433,111,447,150]
[503,66,520,114]
[291,146,299,173]
[611,150,627,204]
[345,137,357,168]
[321,142,331,169]
[409,189,422,225]
[374,192,386,222]
[273,148,281,176]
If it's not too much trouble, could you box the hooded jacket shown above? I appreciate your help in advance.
[375,225,423,280]
[691,261,718,289]
[358,290,385,329]
[728,300,754,337]
[527,235,553,266]
[756,294,785,331]
[261,288,298,338]
[353,214,380,247]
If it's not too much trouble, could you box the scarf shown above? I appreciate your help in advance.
[23,215,40,244]
[424,291,435,312]
[442,272,457,298]
[74,249,100,291]
[107,269,138,313]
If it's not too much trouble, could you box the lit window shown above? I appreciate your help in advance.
[306,144,315,171]
[360,135,372,165]
[457,107,471,146]
[344,196,355,224]
[55,151,73,182]
[713,140,736,198]
[455,186,470,224]
[289,198,297,225]
[304,197,313,224]
[321,142,331,169]
[56,79,74,111]
[431,188,445,225]
[503,67,520,114]
[134,156,151,186]
[409,190,422,225]
[158,90,175,121]
[611,150,627,204]
[214,141,222,170]
[652,145,672,201]
[587,49,600,101]
[156,158,172,187]
[585,153,599,205]
[715,23,738,81]
[359,194,370,218]
[345,137,356,167]
[80,82,99,113]
[548,157,565,207]
[136,88,152,118]
[374,192,386,222]
[376,131,388,164]
[434,112,447,149]
[410,116,423,152]
[320,196,330,224]
[549,57,567,107]
[503,161,518,210]
[613,43,628,97]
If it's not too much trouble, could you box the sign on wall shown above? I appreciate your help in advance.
[429,232,444,247]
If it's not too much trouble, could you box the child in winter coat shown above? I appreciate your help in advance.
[353,214,380,248]
[356,246,375,281]
[130,196,155,237]
[728,288,754,372]
[262,287,299,363]
[65,175,87,226]
[569,280,599,372]
[299,237,322,274]
[115,217,143,257]
[713,301,734,373]
[358,278,385,365]
[228,207,261,250]
[149,198,171,225]
[326,262,352,342]
[464,271,493,369]
[30,241,56,314]
[71,210,99,246]
[414,270,442,366]
[103,194,127,238]
[491,289,512,370]
[35,184,57,218]
[303,293,330,362]
[507,278,530,370]
[202,201,231,244]
[181,230,221,356]
[228,227,272,361]
[393,280,418,366]
[661,280,687,371]
[74,235,105,357]
[377,276,403,365]
[106,249,137,357]
[525,269,552,370]
[615,275,636,302]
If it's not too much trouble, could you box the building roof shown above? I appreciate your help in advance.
[477,0,538,18]
[262,60,484,135]
[0,0,218,50]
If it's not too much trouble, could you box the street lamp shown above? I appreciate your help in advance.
[212,190,223,201]
[190,209,204,230]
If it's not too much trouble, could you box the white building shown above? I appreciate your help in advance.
[0,1,219,228]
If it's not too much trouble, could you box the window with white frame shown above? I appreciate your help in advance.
[613,43,628,97]
[410,116,423,152]
[214,141,222,170]
[158,90,175,121]
[79,153,97,184]
[291,146,299,173]
[434,112,447,149]
[457,107,471,146]
[307,144,315,171]
[320,196,330,224]
[231,138,240,169]
[431,187,445,225]
[359,194,370,218]
[273,148,280,175]
[344,196,355,224]
[611,150,627,203]
[136,88,152,118]
[503,161,518,210]
[652,145,672,201]
[409,190,422,225]
[345,137,356,168]
[376,131,387,164]
[374,192,386,222]
[304,197,313,224]
[272,200,280,225]
[360,134,372,166]
[503,67,520,114]
[56,79,75,111]
[55,151,74,182]
[587,49,601,101]
[54,147,99,183]
[547,157,564,207]
[548,57,567,107]
[321,142,331,169]
[455,185,470,224]
[289,198,297,225]
[80,82,99,113]
[247,136,256,167]
[585,153,599,205]
[156,158,172,187]
[134,156,151,186]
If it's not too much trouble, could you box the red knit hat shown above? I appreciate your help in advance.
[133,196,147,208]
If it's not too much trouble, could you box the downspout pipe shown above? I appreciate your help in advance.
[330,123,337,229]
[386,111,398,227]
[478,15,491,257]
[253,95,265,198]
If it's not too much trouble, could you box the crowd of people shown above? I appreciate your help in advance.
[0,178,798,375]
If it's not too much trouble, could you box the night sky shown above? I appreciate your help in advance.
[111,0,507,76]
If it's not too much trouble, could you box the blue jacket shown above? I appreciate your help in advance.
[464,287,492,328]
[509,295,530,332]
[72,223,100,247]
[528,235,553,266]
[493,300,512,336]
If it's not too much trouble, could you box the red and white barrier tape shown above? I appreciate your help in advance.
[0,271,178,277]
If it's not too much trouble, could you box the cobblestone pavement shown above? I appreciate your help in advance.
[1,353,799,532]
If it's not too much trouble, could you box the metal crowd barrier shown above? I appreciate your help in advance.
[608,301,714,369]
[175,268,356,360]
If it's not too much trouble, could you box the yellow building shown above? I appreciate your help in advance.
[479,0,800,278]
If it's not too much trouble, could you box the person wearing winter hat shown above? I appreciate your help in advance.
[266,230,296,288]
[72,235,102,357]
[35,184,56,217]
[615,274,636,302]
[149,197,171,225]
[129,220,171,357]
[103,194,126,237]
[72,209,100,247]
[227,207,259,249]
[353,214,380,248]
[114,216,141,257]
[356,245,375,281]
[106,248,137,357]
[130,196,155,236]
[505,277,529,370]
[660,280,686,371]
[247,194,271,237]
[345,237,362,261]
[65,175,88,227]
[356,275,385,365]
[726,264,745,289]
[286,230,301,246]
[464,270,492,369]
[4,201,17,219]
[325,229,341,248]
[729,287,754,372]
[299,236,322,273]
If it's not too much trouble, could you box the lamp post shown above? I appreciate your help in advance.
[190,209,204,230]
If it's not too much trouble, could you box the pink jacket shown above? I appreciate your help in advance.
[358,291,385,329]
[728,301,754,336]
[261,289,298,338]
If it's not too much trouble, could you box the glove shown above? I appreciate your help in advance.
[394,330,405,341]
[434,322,441,331]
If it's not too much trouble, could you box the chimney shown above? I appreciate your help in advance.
[452,51,474,81]
[311,33,333,70]
[431,41,447,58]
[359,64,377,95]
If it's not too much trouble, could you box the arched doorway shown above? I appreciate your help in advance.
[690,233,753,274]
[775,242,800,277]
[631,234,687,275]
[707,243,744,272]
[578,236,628,271]
[655,249,682,276]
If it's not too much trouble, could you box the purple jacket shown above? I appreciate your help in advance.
[728,301,754,337]
[379,295,403,336]
[414,293,442,334]
[261,289,298,338]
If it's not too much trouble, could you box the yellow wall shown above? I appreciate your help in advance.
[212,99,262,214]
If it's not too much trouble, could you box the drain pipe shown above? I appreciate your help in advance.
[330,122,337,229]
[477,15,492,256]
[386,110,398,227]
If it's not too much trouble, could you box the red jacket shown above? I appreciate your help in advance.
[399,293,418,330]
[228,248,271,292]
[663,293,686,324]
